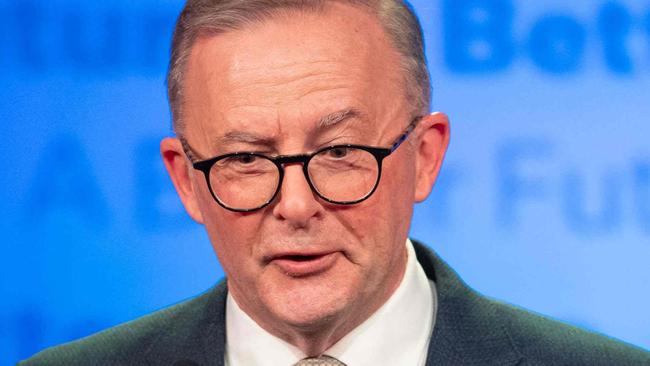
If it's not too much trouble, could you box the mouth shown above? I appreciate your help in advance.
[268,252,339,277]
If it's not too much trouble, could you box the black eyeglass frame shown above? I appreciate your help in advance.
[179,116,421,212]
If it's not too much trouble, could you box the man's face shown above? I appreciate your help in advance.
[163,3,448,344]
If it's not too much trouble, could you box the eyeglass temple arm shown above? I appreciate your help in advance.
[389,116,421,152]
[178,136,202,163]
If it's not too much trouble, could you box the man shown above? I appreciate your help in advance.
[21,0,650,365]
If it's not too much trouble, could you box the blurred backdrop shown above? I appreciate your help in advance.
[1,0,649,364]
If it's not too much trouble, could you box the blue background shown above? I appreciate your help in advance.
[1,0,649,364]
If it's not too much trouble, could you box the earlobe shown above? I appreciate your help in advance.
[414,112,450,202]
[160,137,205,224]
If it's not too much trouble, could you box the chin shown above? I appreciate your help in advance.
[274,303,345,333]
[264,280,354,331]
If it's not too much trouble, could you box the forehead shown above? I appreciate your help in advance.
[182,3,406,147]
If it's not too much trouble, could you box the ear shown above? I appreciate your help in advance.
[414,112,450,202]
[160,137,204,224]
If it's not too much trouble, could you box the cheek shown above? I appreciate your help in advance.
[193,184,260,270]
[336,188,410,263]
[366,158,416,245]
[193,180,243,239]
[201,212,267,292]
[375,164,416,221]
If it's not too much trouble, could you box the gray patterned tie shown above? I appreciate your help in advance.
[293,355,347,366]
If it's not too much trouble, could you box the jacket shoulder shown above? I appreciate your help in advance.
[492,299,650,365]
[19,282,227,366]
[411,240,650,365]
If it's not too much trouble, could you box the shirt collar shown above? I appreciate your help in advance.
[225,239,435,366]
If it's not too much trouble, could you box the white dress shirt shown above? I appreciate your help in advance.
[225,239,437,366]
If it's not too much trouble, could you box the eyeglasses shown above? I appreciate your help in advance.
[179,116,421,212]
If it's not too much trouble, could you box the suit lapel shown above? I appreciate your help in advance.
[413,241,524,366]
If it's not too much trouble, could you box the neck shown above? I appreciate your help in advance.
[270,282,401,356]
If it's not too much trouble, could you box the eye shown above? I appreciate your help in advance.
[236,154,257,164]
[219,154,261,168]
[327,147,349,158]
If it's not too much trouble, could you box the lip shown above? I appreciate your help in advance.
[269,251,340,277]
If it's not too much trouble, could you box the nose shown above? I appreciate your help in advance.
[271,163,321,227]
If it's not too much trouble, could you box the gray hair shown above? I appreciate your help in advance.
[166,0,430,134]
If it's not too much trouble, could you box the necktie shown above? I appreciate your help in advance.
[293,355,347,366]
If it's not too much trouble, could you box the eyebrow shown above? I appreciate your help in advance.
[316,107,363,129]
[217,131,276,147]
[213,107,364,150]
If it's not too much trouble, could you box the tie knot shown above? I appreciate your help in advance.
[293,355,346,366]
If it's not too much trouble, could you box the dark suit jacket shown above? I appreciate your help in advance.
[21,241,650,365]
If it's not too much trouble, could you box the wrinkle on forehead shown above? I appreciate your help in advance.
[207,107,367,154]
[183,3,408,153]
